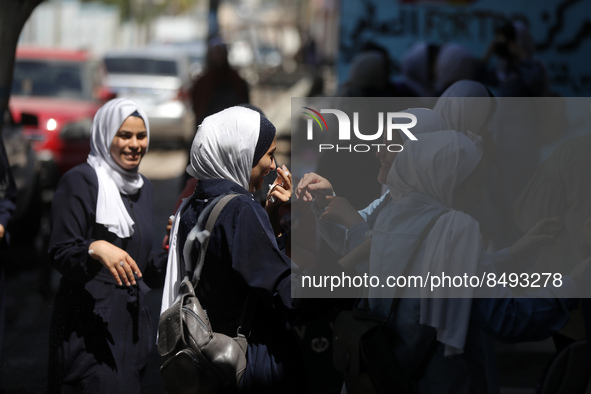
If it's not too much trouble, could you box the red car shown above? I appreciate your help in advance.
[10,47,110,184]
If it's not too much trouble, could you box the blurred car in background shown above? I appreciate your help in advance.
[147,40,207,79]
[256,45,282,70]
[228,39,283,84]
[102,48,195,146]
[10,46,106,190]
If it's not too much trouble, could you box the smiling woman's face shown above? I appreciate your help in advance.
[249,138,277,192]
[110,115,148,170]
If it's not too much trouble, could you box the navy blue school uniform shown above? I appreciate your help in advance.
[178,178,308,394]
[48,163,166,393]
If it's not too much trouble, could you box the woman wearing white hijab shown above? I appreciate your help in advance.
[162,106,306,393]
[368,129,577,393]
[433,79,496,138]
[48,98,167,393]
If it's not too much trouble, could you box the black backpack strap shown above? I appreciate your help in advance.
[188,193,255,337]
[191,194,239,286]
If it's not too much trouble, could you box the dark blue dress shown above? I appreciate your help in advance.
[178,178,308,394]
[48,163,166,393]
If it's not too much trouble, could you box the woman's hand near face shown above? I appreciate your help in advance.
[320,196,364,228]
[88,240,142,286]
[295,172,334,209]
[266,165,292,211]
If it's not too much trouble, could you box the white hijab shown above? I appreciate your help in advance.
[186,106,260,191]
[397,107,445,144]
[387,130,483,356]
[87,98,149,238]
[433,80,494,137]
[162,106,262,315]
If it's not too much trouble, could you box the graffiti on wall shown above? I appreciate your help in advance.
[339,0,591,96]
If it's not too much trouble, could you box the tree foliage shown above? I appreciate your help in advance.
[81,0,201,21]
[0,0,44,135]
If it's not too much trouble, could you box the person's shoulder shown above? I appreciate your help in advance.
[59,163,97,187]
[54,163,98,201]
[227,193,261,209]
[222,193,265,218]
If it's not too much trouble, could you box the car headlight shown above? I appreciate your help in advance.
[47,118,58,131]
[154,101,185,118]
[60,118,93,140]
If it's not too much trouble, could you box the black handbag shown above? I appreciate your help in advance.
[158,194,251,394]
[332,211,447,394]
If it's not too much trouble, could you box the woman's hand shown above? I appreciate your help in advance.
[162,216,173,251]
[265,165,292,211]
[320,196,364,228]
[88,240,142,286]
[295,172,334,209]
[510,217,562,258]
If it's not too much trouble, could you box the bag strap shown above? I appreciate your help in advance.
[237,291,255,337]
[188,193,255,337]
[191,194,238,286]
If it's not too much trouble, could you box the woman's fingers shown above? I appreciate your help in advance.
[116,256,142,286]
[277,166,292,193]
[295,174,312,198]
[115,262,132,286]
[123,259,138,285]
[295,172,332,201]
[127,257,142,278]
[89,240,142,286]
[108,266,123,286]
[268,185,290,204]
[268,166,293,206]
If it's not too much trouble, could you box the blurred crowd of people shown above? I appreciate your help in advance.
[289,17,591,394]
